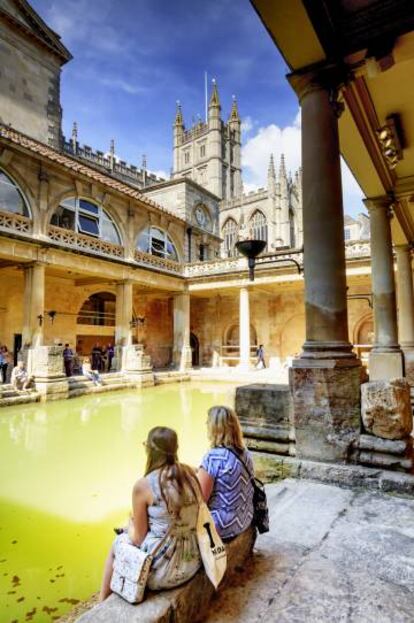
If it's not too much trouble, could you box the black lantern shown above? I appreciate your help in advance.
[235,239,267,281]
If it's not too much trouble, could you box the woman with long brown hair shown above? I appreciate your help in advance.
[198,406,254,541]
[100,426,201,600]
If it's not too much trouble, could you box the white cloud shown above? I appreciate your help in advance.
[99,78,147,95]
[242,110,365,216]
[149,169,169,180]
[241,116,254,134]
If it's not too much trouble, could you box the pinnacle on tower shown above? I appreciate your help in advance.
[279,153,287,178]
[229,95,240,122]
[71,121,78,141]
[209,78,221,110]
[268,153,276,179]
[174,100,184,127]
[109,138,115,156]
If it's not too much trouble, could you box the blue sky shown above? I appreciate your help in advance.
[31,0,364,215]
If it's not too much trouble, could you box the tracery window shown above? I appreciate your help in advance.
[249,210,267,243]
[289,208,296,248]
[137,226,179,261]
[51,197,121,244]
[0,169,30,216]
[222,218,238,257]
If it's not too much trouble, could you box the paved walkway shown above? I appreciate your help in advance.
[206,479,414,623]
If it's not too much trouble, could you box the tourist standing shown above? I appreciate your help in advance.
[99,427,201,601]
[1,346,10,383]
[198,406,254,541]
[63,343,74,377]
[91,343,103,371]
[106,343,114,371]
[256,344,266,369]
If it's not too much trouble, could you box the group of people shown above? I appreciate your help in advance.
[63,342,115,377]
[100,405,255,600]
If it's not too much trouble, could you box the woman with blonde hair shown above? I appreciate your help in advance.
[99,426,201,601]
[198,406,254,541]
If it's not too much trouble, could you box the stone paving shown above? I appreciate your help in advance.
[206,479,414,623]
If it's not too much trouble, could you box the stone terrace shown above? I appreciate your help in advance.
[205,478,414,623]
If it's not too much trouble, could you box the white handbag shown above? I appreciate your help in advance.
[110,531,170,604]
[196,500,227,589]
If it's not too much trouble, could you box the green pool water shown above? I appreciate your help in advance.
[0,382,236,623]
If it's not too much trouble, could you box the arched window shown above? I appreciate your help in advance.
[0,169,30,216]
[222,218,238,257]
[77,291,115,326]
[137,227,179,261]
[249,210,267,243]
[51,198,121,244]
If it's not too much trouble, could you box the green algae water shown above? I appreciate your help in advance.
[0,382,236,623]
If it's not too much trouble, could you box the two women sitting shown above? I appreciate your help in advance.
[100,405,254,600]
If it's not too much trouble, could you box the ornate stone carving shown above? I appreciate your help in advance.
[361,378,412,440]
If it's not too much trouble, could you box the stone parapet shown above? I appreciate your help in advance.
[29,345,69,401]
[236,383,295,456]
[75,526,256,623]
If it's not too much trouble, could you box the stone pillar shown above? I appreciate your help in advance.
[113,280,133,371]
[173,292,192,371]
[287,66,361,463]
[396,244,414,383]
[238,286,251,369]
[364,197,403,380]
[22,262,45,349]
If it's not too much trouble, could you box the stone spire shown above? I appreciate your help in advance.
[229,95,240,123]
[268,153,276,195]
[109,138,115,171]
[71,121,78,153]
[174,100,184,127]
[279,153,287,182]
[209,79,221,111]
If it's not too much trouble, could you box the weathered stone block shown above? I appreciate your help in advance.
[28,346,68,401]
[289,360,361,462]
[369,351,404,381]
[361,378,412,440]
[236,384,293,428]
[123,344,152,372]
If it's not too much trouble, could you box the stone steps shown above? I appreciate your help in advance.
[154,370,191,385]
[0,384,40,407]
[68,374,135,398]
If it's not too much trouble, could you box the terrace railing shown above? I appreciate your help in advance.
[48,225,124,259]
[0,209,31,235]
[134,249,183,276]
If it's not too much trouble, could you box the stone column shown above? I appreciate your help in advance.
[113,280,133,371]
[364,197,403,380]
[173,292,192,371]
[396,244,414,383]
[287,66,361,462]
[22,261,45,348]
[238,286,251,369]
[115,280,133,347]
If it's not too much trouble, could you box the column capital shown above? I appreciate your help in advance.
[363,195,394,217]
[395,243,412,255]
[287,62,347,114]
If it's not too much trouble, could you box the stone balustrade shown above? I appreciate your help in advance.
[48,225,124,259]
[134,249,183,275]
[0,209,31,235]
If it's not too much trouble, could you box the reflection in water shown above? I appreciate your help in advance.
[0,382,235,623]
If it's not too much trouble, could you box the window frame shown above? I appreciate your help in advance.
[53,197,121,244]
[136,226,179,262]
[249,210,267,244]
[222,218,238,257]
[0,167,31,217]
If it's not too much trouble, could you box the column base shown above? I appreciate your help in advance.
[402,348,414,386]
[122,344,154,387]
[289,357,362,463]
[173,346,193,371]
[369,350,404,381]
[29,345,69,401]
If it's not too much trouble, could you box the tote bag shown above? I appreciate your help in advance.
[196,500,227,589]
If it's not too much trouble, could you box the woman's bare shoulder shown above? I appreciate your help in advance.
[132,476,152,501]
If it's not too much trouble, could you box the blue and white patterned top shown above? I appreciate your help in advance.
[200,446,254,540]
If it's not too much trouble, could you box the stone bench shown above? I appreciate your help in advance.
[76,526,256,623]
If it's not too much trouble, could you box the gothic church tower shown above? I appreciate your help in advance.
[172,81,242,200]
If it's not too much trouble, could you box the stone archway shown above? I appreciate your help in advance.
[223,322,257,365]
